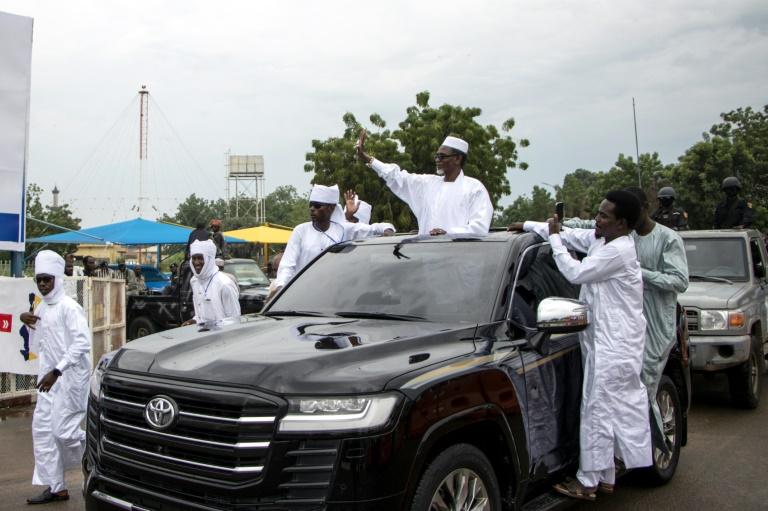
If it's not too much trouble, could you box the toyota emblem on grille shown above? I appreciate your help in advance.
[144,396,178,430]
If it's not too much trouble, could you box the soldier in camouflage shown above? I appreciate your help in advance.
[651,187,688,230]
[714,176,754,229]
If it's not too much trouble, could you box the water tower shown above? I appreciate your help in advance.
[226,153,265,222]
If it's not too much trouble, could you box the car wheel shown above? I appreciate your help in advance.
[128,317,157,340]
[728,343,761,409]
[410,444,500,511]
[639,375,682,485]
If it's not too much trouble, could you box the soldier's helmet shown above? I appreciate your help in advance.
[657,187,676,199]
[721,176,741,190]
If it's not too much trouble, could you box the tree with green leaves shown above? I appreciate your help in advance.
[305,91,529,231]
[24,183,81,258]
[495,185,555,225]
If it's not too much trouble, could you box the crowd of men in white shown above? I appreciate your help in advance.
[19,130,687,504]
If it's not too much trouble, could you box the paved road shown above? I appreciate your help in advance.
[0,373,766,511]
[575,372,768,511]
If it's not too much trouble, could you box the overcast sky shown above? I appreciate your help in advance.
[4,0,767,227]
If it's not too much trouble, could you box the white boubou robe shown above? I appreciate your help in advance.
[190,240,241,325]
[274,212,395,289]
[29,254,92,493]
[369,159,492,236]
[524,222,652,472]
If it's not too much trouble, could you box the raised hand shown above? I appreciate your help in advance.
[344,190,360,219]
[355,129,371,164]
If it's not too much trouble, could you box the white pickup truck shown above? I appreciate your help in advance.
[679,229,768,408]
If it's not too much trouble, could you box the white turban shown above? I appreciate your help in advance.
[343,196,372,225]
[441,136,469,154]
[190,239,218,281]
[35,250,66,304]
[310,184,340,205]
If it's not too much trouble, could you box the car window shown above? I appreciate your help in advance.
[272,241,508,323]
[140,267,168,282]
[749,239,765,279]
[224,262,270,286]
[683,238,748,281]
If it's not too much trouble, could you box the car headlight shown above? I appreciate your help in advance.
[278,393,401,433]
[699,310,745,331]
[89,351,116,399]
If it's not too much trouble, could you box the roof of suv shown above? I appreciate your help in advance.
[679,229,760,239]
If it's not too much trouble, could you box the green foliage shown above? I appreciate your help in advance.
[25,183,82,258]
[305,91,529,231]
[263,185,309,227]
[495,186,554,225]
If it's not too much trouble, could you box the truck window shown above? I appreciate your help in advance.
[683,238,748,282]
[749,239,766,279]
[272,242,508,323]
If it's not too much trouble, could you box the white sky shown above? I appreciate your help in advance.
[3,0,767,226]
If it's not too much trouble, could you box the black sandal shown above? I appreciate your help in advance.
[26,488,69,505]
[553,477,597,501]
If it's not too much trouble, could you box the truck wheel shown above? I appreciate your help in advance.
[639,376,682,486]
[728,344,761,409]
[410,444,500,511]
[128,317,157,340]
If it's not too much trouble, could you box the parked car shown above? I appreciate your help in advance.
[85,232,689,510]
[108,264,170,294]
[678,229,768,408]
[125,260,269,340]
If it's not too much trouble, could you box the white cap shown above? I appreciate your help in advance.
[441,136,469,154]
[309,184,340,204]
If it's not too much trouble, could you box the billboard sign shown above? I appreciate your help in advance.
[0,11,33,252]
[228,155,264,178]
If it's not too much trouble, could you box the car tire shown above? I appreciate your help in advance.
[410,443,500,511]
[728,342,761,409]
[128,317,157,340]
[638,375,682,486]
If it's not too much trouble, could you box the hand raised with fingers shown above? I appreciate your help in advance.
[355,129,371,164]
[344,189,360,216]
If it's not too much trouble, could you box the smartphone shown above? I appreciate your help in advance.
[555,201,564,220]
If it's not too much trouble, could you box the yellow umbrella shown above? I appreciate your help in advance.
[223,223,293,266]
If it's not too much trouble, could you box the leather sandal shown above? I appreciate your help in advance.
[26,488,69,505]
[552,477,597,501]
[598,481,615,494]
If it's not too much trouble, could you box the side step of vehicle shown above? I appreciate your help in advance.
[522,491,574,511]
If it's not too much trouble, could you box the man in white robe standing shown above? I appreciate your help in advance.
[511,190,651,501]
[356,130,492,236]
[182,239,241,328]
[20,250,91,505]
[271,184,395,296]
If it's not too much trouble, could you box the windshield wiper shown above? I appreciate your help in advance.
[262,310,331,318]
[689,274,734,284]
[334,311,425,321]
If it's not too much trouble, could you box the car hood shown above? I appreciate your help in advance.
[112,315,478,394]
[679,281,746,309]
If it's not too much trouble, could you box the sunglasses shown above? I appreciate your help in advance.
[309,202,332,209]
[434,152,458,161]
[35,276,54,284]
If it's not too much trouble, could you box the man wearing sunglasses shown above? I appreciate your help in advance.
[20,250,91,505]
[356,130,492,236]
[270,184,395,298]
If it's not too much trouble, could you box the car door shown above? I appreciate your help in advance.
[748,236,768,343]
[508,242,583,478]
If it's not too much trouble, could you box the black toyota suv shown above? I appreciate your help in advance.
[84,231,690,510]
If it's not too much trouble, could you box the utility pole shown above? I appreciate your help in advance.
[138,85,149,217]
[633,97,641,188]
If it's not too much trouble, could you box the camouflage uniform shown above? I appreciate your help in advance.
[714,198,754,229]
[651,206,688,231]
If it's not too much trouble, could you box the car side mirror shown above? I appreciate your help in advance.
[536,297,590,334]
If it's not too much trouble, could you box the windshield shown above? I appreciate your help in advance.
[225,262,270,286]
[683,238,748,282]
[270,241,507,323]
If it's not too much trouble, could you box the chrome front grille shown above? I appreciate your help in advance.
[685,308,698,331]
[98,373,279,483]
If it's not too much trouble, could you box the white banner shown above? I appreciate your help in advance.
[0,11,33,252]
[0,276,39,374]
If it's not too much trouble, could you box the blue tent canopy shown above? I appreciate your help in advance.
[27,218,245,245]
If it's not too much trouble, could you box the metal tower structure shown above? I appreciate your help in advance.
[226,151,265,222]
[137,85,150,217]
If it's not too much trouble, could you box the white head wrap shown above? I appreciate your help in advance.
[309,184,340,205]
[190,239,219,281]
[441,136,469,154]
[343,196,372,225]
[35,250,66,304]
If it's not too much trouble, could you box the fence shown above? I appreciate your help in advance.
[0,276,126,404]
[0,260,34,277]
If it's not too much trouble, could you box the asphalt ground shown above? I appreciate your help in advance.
[0,373,766,511]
